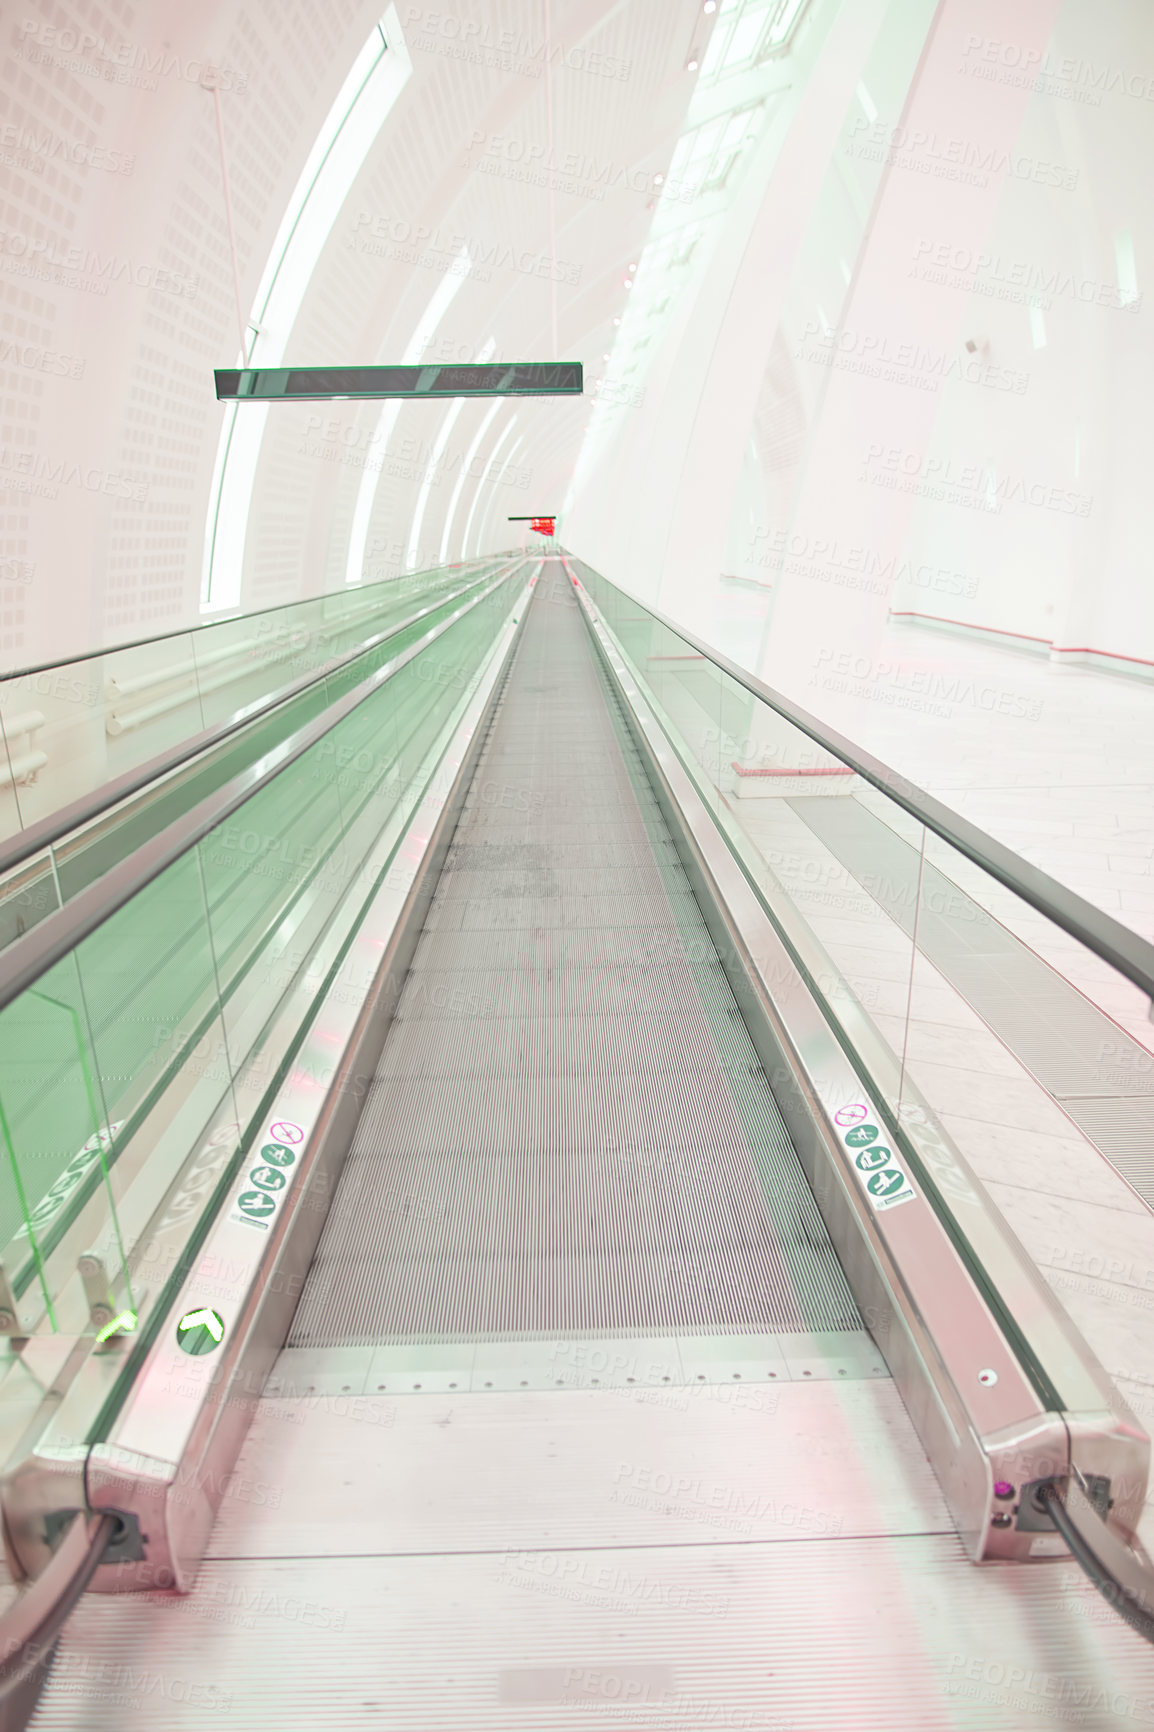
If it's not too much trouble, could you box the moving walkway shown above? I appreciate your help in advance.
[0,557,1153,1728]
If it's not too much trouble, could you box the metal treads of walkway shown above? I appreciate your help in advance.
[290,568,861,1350]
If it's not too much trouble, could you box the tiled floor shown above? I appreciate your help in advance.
[713,590,1154,949]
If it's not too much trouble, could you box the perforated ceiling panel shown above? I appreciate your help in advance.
[0,0,378,662]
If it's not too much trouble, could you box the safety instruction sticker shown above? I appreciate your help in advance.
[18,1121,124,1239]
[833,1102,916,1212]
[227,1118,304,1233]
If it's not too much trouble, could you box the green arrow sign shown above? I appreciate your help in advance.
[95,1308,137,1345]
[177,1307,226,1355]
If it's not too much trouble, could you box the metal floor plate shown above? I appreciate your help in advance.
[289,574,861,1350]
[266,1329,889,1397]
[207,1379,950,1560]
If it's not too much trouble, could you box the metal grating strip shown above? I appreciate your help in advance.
[38,1535,1154,1731]
[290,570,862,1348]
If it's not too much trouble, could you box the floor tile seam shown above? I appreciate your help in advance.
[374,1046,783,1074]
[199,1525,960,1570]
[295,1247,853,1271]
[428,889,686,905]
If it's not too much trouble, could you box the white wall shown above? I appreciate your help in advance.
[562,0,1154,688]
[4,0,1154,699]
[0,0,703,675]
[0,0,388,667]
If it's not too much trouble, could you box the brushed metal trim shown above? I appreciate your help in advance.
[576,587,1141,1463]
[87,572,538,1591]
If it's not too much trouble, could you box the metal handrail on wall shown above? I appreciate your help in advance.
[0,559,487,684]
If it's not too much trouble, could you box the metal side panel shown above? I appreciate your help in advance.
[1,572,538,1595]
[578,602,1149,1520]
[570,577,1148,1564]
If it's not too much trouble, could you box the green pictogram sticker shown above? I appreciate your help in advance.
[248,1165,287,1192]
[229,1113,307,1231]
[237,1189,276,1220]
[177,1307,225,1355]
[866,1169,910,1201]
[834,1101,916,1213]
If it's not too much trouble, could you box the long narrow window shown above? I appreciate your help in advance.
[342,249,472,587]
[404,338,496,571]
[439,398,504,564]
[202,8,412,611]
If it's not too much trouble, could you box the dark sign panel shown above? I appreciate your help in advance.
[215,362,583,401]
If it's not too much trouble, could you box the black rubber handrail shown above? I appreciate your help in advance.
[0,560,515,885]
[0,563,526,1016]
[567,555,1154,1005]
[1039,1477,1154,1645]
[0,1510,115,1721]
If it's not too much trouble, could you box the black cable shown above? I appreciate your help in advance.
[1038,1483,1154,1646]
[0,1512,116,1701]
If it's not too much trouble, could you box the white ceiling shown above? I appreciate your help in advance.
[3,0,1153,691]
[0,0,716,661]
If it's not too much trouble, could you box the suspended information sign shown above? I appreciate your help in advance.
[216,363,583,402]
